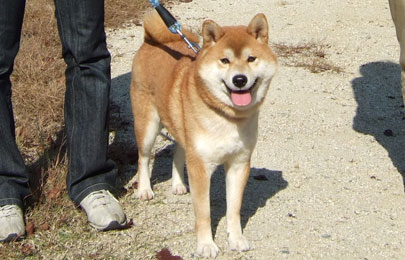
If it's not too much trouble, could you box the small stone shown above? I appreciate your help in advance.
[383,129,394,136]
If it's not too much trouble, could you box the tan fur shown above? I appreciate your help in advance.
[130,11,277,258]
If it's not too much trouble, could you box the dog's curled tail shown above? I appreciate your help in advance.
[143,10,199,45]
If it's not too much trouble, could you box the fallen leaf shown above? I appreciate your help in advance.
[156,248,183,260]
[26,221,35,236]
[124,219,134,229]
[40,223,50,230]
[21,243,34,256]
[48,187,61,199]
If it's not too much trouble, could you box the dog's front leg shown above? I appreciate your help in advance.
[225,159,251,252]
[187,154,219,258]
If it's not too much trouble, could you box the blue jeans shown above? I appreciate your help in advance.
[0,0,117,208]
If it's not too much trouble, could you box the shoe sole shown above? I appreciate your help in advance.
[90,220,129,231]
[0,233,24,243]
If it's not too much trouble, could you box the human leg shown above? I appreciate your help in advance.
[53,0,117,204]
[0,0,30,210]
[0,0,28,241]
[53,0,127,229]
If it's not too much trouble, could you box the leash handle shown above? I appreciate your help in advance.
[148,0,200,54]
[149,0,181,33]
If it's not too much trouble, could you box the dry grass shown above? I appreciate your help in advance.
[0,0,164,258]
[272,42,343,73]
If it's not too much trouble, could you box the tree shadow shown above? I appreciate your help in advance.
[352,61,405,190]
[210,167,287,236]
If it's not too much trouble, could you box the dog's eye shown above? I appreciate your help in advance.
[247,56,256,62]
[220,58,230,64]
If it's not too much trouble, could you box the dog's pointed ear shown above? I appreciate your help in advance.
[202,20,224,47]
[247,13,269,44]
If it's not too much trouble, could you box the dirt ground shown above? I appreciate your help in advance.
[79,0,405,259]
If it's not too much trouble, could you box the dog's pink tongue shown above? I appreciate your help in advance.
[231,91,252,106]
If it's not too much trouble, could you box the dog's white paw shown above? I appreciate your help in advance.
[197,241,219,258]
[228,234,250,252]
[172,184,187,195]
[136,189,155,201]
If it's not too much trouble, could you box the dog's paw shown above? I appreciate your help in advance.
[228,234,250,252]
[197,241,219,258]
[172,184,187,195]
[136,189,155,201]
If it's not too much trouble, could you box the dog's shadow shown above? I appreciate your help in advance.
[147,151,288,235]
[352,61,405,189]
[210,167,287,235]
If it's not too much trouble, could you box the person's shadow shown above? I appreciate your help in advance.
[108,72,138,189]
[352,61,405,190]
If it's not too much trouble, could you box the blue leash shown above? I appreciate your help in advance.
[148,0,200,54]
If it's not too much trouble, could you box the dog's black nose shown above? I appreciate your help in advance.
[232,74,248,88]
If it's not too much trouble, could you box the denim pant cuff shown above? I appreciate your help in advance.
[71,183,116,206]
[0,198,24,209]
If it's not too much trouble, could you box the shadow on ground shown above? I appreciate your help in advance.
[210,167,287,235]
[352,61,405,190]
[27,130,66,205]
[109,72,138,191]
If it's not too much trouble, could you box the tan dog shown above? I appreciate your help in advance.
[130,11,277,258]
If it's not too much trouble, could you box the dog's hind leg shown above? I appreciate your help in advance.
[171,145,188,195]
[134,105,161,201]
[225,159,251,252]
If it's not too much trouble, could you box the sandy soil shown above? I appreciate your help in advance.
[102,0,405,259]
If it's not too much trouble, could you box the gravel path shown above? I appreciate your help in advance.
[104,0,405,259]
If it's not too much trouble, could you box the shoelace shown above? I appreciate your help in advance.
[0,205,19,218]
[88,191,112,208]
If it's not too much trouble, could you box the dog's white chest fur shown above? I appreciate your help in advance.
[193,113,258,165]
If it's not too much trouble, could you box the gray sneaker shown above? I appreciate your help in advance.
[0,205,25,242]
[80,190,127,231]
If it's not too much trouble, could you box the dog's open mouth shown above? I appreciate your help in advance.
[224,79,258,107]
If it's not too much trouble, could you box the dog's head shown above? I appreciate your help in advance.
[196,14,277,115]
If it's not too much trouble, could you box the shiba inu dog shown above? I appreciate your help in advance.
[130,10,277,258]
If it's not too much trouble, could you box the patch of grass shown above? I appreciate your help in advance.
[2,0,176,258]
[272,42,343,73]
